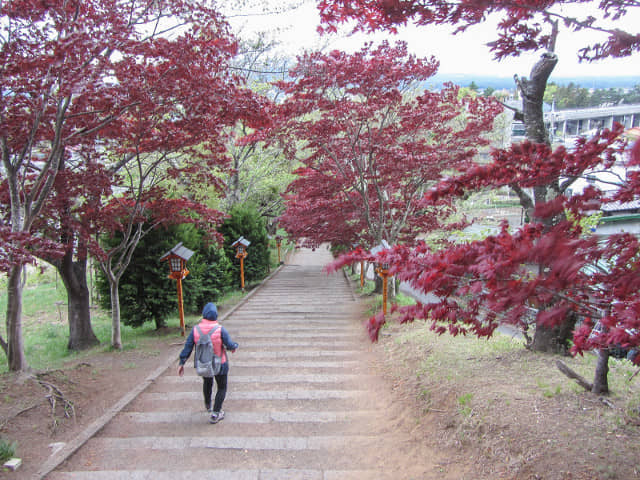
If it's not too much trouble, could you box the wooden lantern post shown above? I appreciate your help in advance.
[159,242,194,336]
[276,235,283,265]
[371,240,391,316]
[375,262,390,315]
[232,236,251,292]
[352,243,364,287]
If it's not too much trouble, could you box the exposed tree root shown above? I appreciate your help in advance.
[34,377,76,432]
[555,361,640,425]
[556,360,592,392]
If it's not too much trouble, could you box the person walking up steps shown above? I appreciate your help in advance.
[177,302,238,424]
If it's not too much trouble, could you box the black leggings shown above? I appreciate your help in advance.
[203,374,227,412]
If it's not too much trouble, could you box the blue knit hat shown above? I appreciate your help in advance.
[202,302,218,320]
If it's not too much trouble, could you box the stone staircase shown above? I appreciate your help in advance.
[45,248,425,480]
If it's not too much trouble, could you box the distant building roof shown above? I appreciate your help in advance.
[602,200,640,213]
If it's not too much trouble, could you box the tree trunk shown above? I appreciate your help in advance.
[592,349,610,394]
[518,51,558,225]
[531,318,575,354]
[109,280,123,350]
[516,52,575,354]
[58,252,99,351]
[520,52,557,147]
[373,274,383,294]
[5,265,28,371]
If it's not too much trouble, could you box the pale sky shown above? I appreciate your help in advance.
[225,0,640,79]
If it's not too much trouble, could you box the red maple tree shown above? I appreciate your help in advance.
[0,0,268,369]
[318,0,640,393]
[273,42,501,251]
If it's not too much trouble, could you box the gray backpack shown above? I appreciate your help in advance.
[193,324,222,377]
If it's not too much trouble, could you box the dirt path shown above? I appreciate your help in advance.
[41,247,470,480]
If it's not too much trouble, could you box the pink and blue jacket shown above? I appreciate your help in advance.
[178,303,238,375]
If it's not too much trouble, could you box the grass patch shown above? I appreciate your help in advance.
[392,321,522,384]
[457,392,474,416]
[8,311,193,373]
[0,437,16,464]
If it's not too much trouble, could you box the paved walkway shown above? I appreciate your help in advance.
[44,247,446,480]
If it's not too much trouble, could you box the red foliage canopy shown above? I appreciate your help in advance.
[273,42,501,249]
[317,0,640,61]
[328,126,640,363]
[0,0,270,268]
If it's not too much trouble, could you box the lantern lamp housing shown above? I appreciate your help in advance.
[159,242,195,277]
[169,257,183,273]
[370,240,391,270]
[232,236,251,252]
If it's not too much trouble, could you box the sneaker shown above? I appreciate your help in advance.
[205,403,212,413]
[209,410,225,424]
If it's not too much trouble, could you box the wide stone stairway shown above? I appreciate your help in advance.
[44,247,449,480]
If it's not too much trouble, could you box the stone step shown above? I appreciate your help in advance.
[51,438,399,473]
[126,398,379,414]
[139,389,369,402]
[231,332,362,339]
[119,410,376,424]
[85,435,386,451]
[224,319,357,326]
[221,350,361,360]
[229,360,361,369]
[47,468,389,480]
[227,327,358,335]
[226,314,355,321]
[100,413,381,437]
[234,340,356,348]
[159,374,372,385]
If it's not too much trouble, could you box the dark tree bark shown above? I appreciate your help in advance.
[58,248,99,351]
[515,52,576,354]
[519,52,557,146]
[5,265,27,371]
[556,359,592,391]
[592,349,610,394]
[559,349,610,395]
[530,313,575,354]
[515,52,559,225]
[373,274,384,294]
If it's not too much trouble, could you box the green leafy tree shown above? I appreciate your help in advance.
[223,39,294,228]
